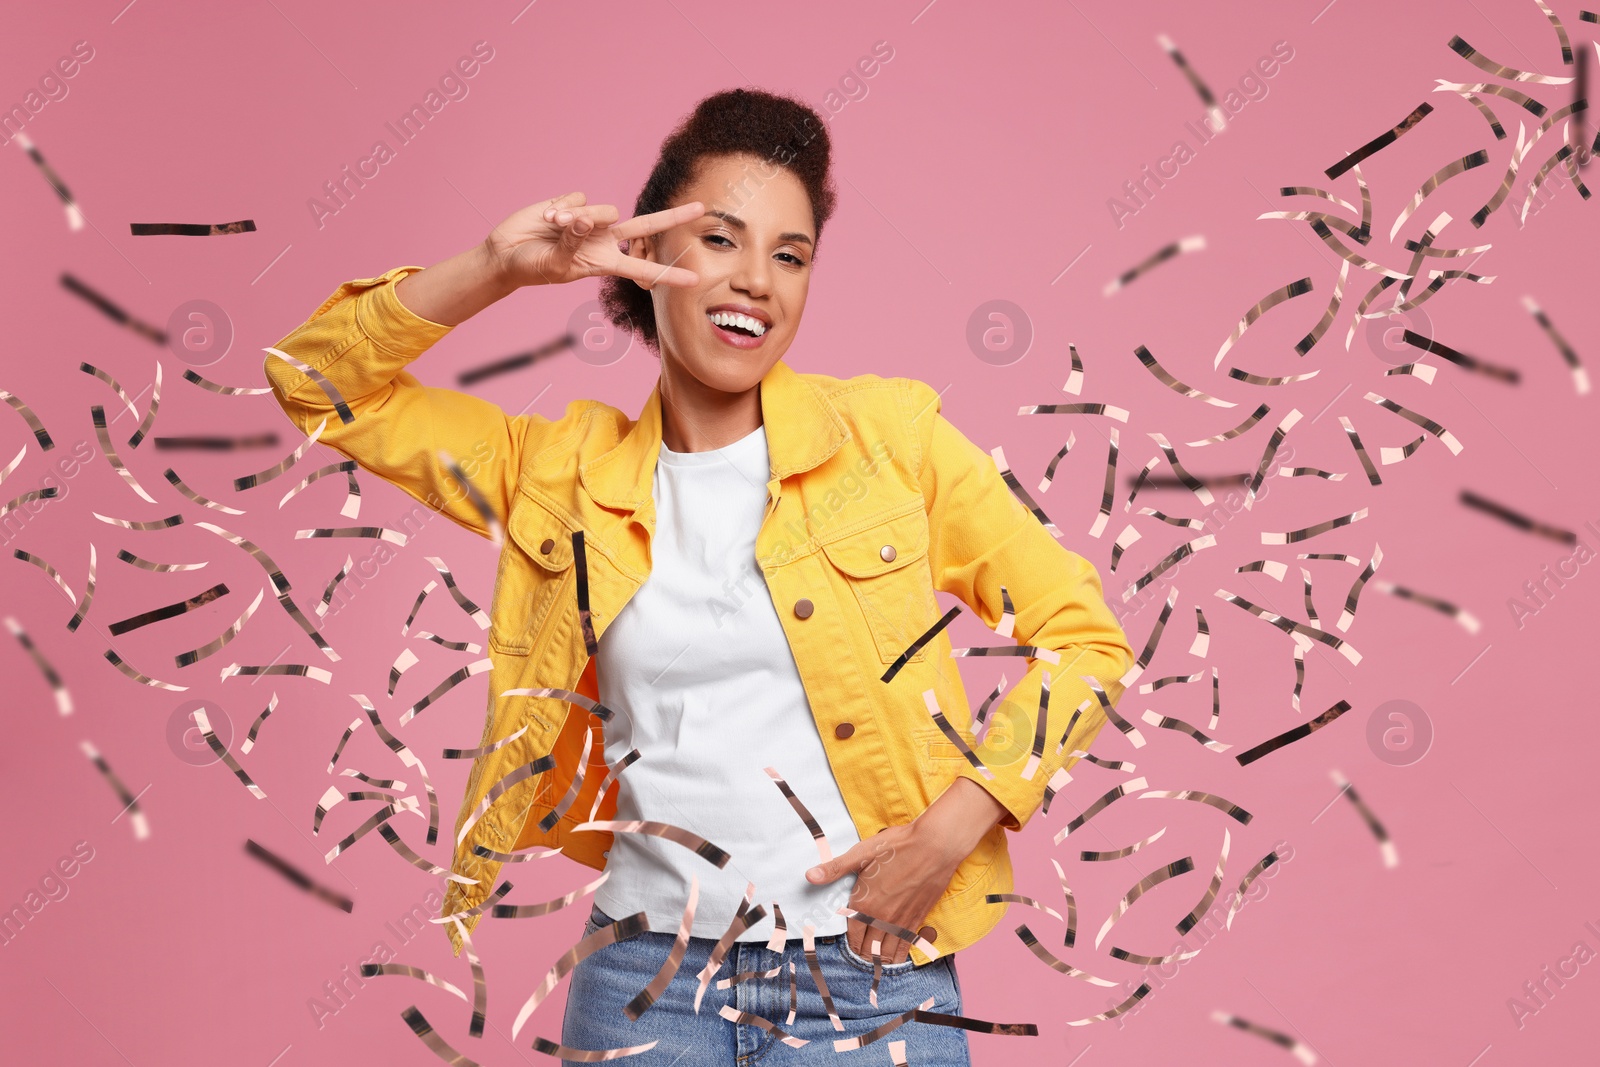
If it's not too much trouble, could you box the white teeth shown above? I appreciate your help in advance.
[708,310,767,337]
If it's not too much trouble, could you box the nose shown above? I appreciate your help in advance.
[730,243,772,302]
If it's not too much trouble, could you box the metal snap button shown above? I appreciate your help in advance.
[880,544,896,562]
[793,598,814,619]
[834,722,855,740]
[539,538,555,554]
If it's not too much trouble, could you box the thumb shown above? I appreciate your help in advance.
[806,842,871,885]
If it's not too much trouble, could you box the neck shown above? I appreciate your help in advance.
[657,356,764,453]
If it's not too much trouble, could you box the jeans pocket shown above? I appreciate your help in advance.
[836,935,919,976]
[582,903,614,937]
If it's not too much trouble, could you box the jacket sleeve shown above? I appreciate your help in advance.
[263,264,576,538]
[909,378,1136,832]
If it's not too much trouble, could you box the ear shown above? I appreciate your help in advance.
[626,234,653,292]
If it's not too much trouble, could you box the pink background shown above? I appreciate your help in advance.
[2,1,1597,1063]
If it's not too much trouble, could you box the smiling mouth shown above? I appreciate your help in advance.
[706,310,768,337]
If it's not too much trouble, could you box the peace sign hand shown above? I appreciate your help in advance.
[483,191,706,291]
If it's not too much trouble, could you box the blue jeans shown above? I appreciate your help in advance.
[559,904,971,1064]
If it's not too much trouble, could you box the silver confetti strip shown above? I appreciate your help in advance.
[105,648,188,691]
[1062,342,1085,394]
[1095,856,1199,948]
[358,962,468,1003]
[1053,776,1149,844]
[1373,578,1481,632]
[324,796,422,863]
[424,555,491,629]
[180,368,273,396]
[486,872,611,918]
[387,648,419,697]
[1037,430,1076,493]
[537,726,594,834]
[80,739,148,838]
[192,704,266,799]
[833,999,938,1052]
[1104,235,1206,296]
[1185,402,1270,448]
[8,616,72,714]
[1050,858,1080,948]
[1064,982,1153,1026]
[1090,428,1120,538]
[1120,533,1218,602]
[1331,769,1398,868]
[509,912,653,1040]
[692,884,762,1012]
[295,525,409,546]
[162,468,245,515]
[1109,523,1141,571]
[1017,401,1131,419]
[766,766,834,862]
[438,448,506,547]
[1081,826,1168,862]
[13,547,76,605]
[1245,408,1302,510]
[91,405,158,504]
[126,363,163,449]
[501,685,618,723]
[1522,295,1589,394]
[402,579,437,634]
[1141,710,1231,752]
[174,588,264,668]
[1015,923,1121,982]
[220,661,333,684]
[397,658,493,726]
[1234,700,1353,766]
[1138,788,1254,823]
[1296,258,1351,355]
[720,1004,809,1049]
[1337,415,1382,486]
[1448,34,1574,83]
[1212,278,1315,370]
[585,747,640,822]
[623,874,699,1020]
[1261,506,1369,544]
[1189,606,1210,656]
[1214,588,1363,664]
[276,460,358,509]
[573,819,732,868]
[1177,828,1231,934]
[1364,391,1464,454]
[263,346,356,424]
[1119,589,1177,688]
[991,445,1063,539]
[1148,432,1214,505]
[1211,1010,1319,1066]
[1224,850,1285,928]
[1,389,56,450]
[238,693,279,755]
[80,363,140,423]
[67,545,98,633]
[232,416,327,490]
[315,555,354,618]
[1389,149,1492,240]
[922,688,994,780]
[1131,344,1236,406]
[454,751,561,850]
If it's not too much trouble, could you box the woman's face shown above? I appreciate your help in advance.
[627,152,815,394]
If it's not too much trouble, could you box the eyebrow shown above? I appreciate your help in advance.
[703,209,813,248]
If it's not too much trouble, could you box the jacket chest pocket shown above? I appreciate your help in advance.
[819,507,937,665]
[490,495,575,656]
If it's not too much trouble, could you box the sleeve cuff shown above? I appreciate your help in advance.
[355,265,455,355]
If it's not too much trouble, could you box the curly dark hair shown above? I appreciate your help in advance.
[598,87,837,352]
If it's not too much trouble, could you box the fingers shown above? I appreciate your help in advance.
[542,203,620,228]
[603,252,699,290]
[609,200,706,241]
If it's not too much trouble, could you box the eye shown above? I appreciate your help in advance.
[777,251,806,266]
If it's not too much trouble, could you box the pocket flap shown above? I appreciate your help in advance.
[819,508,929,578]
[507,497,575,572]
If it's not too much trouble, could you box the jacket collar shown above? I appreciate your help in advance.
[579,358,850,511]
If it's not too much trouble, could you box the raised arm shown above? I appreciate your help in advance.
[262,192,709,537]
[909,378,1137,832]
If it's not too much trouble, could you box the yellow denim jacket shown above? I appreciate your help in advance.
[264,265,1135,965]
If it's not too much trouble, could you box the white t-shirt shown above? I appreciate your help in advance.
[591,423,862,940]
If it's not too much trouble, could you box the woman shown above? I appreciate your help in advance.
[265,88,1134,1064]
